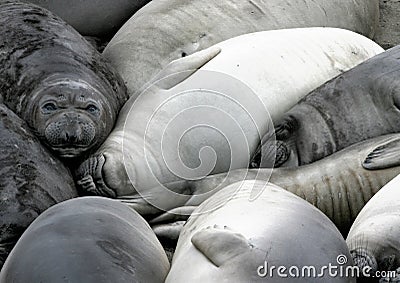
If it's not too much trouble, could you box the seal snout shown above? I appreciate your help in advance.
[44,111,97,158]
[61,113,82,143]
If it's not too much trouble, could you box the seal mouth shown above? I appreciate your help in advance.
[52,146,90,158]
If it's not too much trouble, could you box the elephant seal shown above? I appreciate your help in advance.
[165,181,355,282]
[0,197,170,282]
[256,44,400,168]
[104,0,379,98]
[0,1,128,160]
[346,173,400,281]
[150,133,400,237]
[77,28,383,214]
[0,103,77,269]
[20,0,151,38]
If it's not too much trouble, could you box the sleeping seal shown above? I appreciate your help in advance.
[256,44,400,168]
[165,181,355,282]
[150,133,400,237]
[0,197,170,282]
[103,0,379,98]
[0,103,77,268]
[0,1,128,159]
[76,28,383,214]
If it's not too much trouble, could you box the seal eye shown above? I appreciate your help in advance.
[86,104,99,115]
[42,102,57,113]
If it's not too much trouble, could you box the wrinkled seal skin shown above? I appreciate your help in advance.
[0,1,128,160]
[104,0,379,98]
[150,133,400,238]
[166,181,354,282]
[258,45,400,168]
[0,197,170,283]
[21,0,151,38]
[346,174,400,282]
[0,103,78,269]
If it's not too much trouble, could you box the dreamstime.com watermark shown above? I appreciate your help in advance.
[256,255,397,279]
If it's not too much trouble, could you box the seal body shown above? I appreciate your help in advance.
[76,28,383,214]
[103,0,379,97]
[260,44,400,168]
[346,174,400,279]
[0,197,170,282]
[151,133,400,236]
[166,181,354,282]
[0,103,77,268]
[21,0,151,38]
[0,1,128,159]
[200,28,383,122]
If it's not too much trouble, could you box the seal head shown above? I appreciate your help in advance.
[25,77,117,159]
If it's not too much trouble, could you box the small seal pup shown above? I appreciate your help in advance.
[0,197,170,282]
[0,103,77,268]
[165,181,355,283]
[0,1,128,160]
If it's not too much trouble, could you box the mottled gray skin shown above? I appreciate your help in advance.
[0,103,78,269]
[257,45,400,168]
[21,0,151,38]
[0,1,128,160]
[0,197,170,283]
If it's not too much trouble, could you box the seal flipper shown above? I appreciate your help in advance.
[76,154,116,198]
[148,46,221,90]
[191,225,252,267]
[363,138,400,170]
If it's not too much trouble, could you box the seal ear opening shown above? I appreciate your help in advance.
[191,225,251,267]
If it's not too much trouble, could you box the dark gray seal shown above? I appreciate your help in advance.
[0,197,170,283]
[0,1,128,160]
[0,103,77,269]
[21,0,151,38]
[255,45,400,168]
